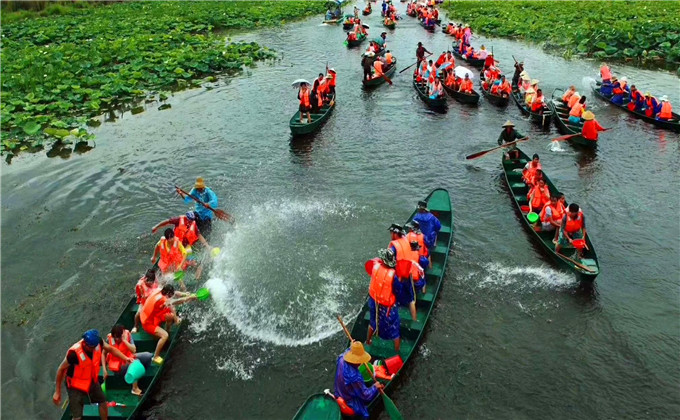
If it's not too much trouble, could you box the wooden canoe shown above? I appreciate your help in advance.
[591,81,680,132]
[501,149,599,281]
[451,42,485,68]
[413,74,447,110]
[323,18,343,25]
[548,89,596,148]
[383,21,396,29]
[478,72,509,107]
[345,33,366,47]
[59,297,183,420]
[362,8,372,15]
[510,86,552,129]
[292,188,453,420]
[439,75,480,105]
[362,59,397,88]
[420,20,436,32]
[290,93,335,136]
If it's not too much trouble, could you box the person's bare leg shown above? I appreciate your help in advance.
[153,328,169,359]
[409,302,417,321]
[393,337,401,353]
[132,310,141,333]
[98,403,108,420]
[366,326,375,345]
[132,381,142,396]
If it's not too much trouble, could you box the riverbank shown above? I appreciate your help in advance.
[1,1,326,160]
[442,1,680,72]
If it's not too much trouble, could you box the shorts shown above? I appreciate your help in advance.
[558,229,583,247]
[67,382,106,418]
[142,308,171,335]
[299,103,311,112]
[568,115,581,124]
[541,222,556,231]
[413,276,426,293]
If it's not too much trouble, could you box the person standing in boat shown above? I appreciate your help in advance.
[53,329,134,420]
[296,82,312,124]
[387,224,410,260]
[102,324,154,397]
[333,341,383,418]
[416,42,432,69]
[311,73,325,113]
[412,200,441,253]
[176,177,218,236]
[362,51,375,81]
[497,120,525,160]
[555,203,587,257]
[512,61,524,87]
[366,249,401,353]
[405,221,430,270]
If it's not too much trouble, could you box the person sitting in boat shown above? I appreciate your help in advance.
[432,7,439,20]
[459,73,473,93]
[444,51,455,65]
[140,284,196,365]
[297,82,312,124]
[326,9,335,21]
[405,221,430,270]
[364,3,372,13]
[491,75,512,97]
[568,95,587,124]
[384,15,395,26]
[512,61,524,86]
[581,111,605,142]
[528,178,551,214]
[530,78,540,94]
[555,203,587,257]
[522,153,542,186]
[412,200,441,253]
[498,120,525,160]
[656,96,673,121]
[372,59,385,79]
[384,50,394,65]
[540,194,565,235]
[644,92,661,118]
[561,85,576,103]
[519,73,531,93]
[611,76,630,105]
[567,90,581,108]
[133,268,159,334]
[455,23,464,41]
[446,22,454,34]
[347,30,358,42]
[415,60,428,82]
[151,228,187,283]
[435,51,447,66]
[430,77,444,99]
[152,211,211,256]
[333,341,383,418]
[531,88,547,112]
[53,329,134,419]
[366,249,401,353]
[102,324,154,397]
[464,46,478,60]
[627,85,645,112]
[483,52,497,70]
[443,69,457,89]
[524,88,536,107]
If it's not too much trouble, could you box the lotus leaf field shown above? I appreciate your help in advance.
[0,1,326,161]
[443,1,680,71]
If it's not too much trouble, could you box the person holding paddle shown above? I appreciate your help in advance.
[498,120,525,160]
[177,177,218,236]
[415,42,432,68]
[333,341,384,418]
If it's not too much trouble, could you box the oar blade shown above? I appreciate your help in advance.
[382,393,404,420]
[465,150,490,160]
[214,209,232,222]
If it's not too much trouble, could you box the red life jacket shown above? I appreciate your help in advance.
[373,60,384,75]
[299,89,310,107]
[140,290,168,327]
[135,277,159,304]
[66,340,102,393]
[406,231,428,257]
[106,330,134,373]
[368,264,396,306]
[564,211,584,234]
[562,90,575,103]
[582,119,604,141]
[540,203,564,224]
[158,237,183,273]
[523,162,542,185]
[528,184,550,209]
[460,79,473,93]
[174,215,199,246]
[658,102,672,119]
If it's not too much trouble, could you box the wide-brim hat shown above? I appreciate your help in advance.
[388,223,404,234]
[645,92,651,97]
[378,248,396,268]
[660,95,669,101]
[344,341,372,364]
[521,75,530,81]
[366,51,376,57]
[326,74,333,79]
[328,68,336,73]
[195,177,206,189]
[526,88,536,94]
[582,111,595,121]
[502,120,515,127]
[530,79,539,85]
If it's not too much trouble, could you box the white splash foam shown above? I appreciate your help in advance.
[549,140,567,153]
[475,263,575,290]
[216,355,255,380]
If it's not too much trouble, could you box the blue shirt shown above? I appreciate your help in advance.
[334,350,379,418]
[184,187,218,221]
[413,211,441,248]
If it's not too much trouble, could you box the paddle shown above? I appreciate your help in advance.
[381,72,393,85]
[556,252,596,273]
[175,186,233,222]
[551,129,610,142]
[399,53,432,73]
[336,315,404,420]
[465,137,529,160]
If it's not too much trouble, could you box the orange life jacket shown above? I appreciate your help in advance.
[317,82,327,107]
[528,184,550,208]
[329,72,336,87]
[460,79,473,93]
[66,340,102,393]
[373,60,384,75]
[406,231,428,257]
[567,95,580,109]
[299,89,310,107]
[531,94,544,111]
[562,90,575,103]
[158,237,183,273]
[582,119,604,140]
[523,162,542,185]
[540,203,564,224]
[174,215,199,246]
[389,237,411,260]
[135,277,159,304]
[564,211,584,234]
[140,290,167,326]
[658,102,672,119]
[368,263,396,307]
[385,53,393,65]
[569,102,584,117]
[106,330,134,373]
[600,65,611,80]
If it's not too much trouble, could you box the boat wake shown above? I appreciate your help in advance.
[472,263,575,290]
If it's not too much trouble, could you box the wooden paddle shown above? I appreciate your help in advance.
[381,72,393,85]
[175,186,233,222]
[465,137,529,160]
[399,53,431,73]
[551,129,610,142]
[336,315,404,420]
[556,252,596,273]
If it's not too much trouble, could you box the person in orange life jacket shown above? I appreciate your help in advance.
[555,203,587,256]
[562,85,576,103]
[141,284,196,364]
[492,75,512,97]
[519,73,531,93]
[611,76,630,105]
[151,211,211,257]
[347,30,358,42]
[297,82,312,124]
[600,62,612,83]
[459,73,473,93]
[430,77,444,99]
[531,89,547,112]
[539,194,564,234]
[53,329,134,420]
[151,228,187,284]
[317,75,332,108]
[568,95,587,124]
[483,53,497,70]
[334,341,383,419]
[327,68,337,94]
[656,96,673,121]
[435,51,447,67]
[387,224,410,261]
[133,268,160,333]
[498,120,525,160]
[366,249,401,352]
[102,324,154,396]
[384,50,394,65]
[405,221,430,270]
[522,154,542,186]
[392,240,421,322]
[644,92,661,118]
[567,90,581,108]
[581,111,605,141]
[627,85,645,112]
[528,178,551,214]
[311,73,325,112]
[373,58,385,77]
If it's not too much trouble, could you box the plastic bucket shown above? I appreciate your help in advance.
[520,205,530,212]
[124,359,145,384]
[195,288,211,301]
[358,363,375,382]
[572,239,586,249]
[526,212,539,223]
[384,355,403,375]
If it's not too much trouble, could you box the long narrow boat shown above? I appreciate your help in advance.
[510,86,552,129]
[362,59,397,88]
[323,17,343,25]
[478,72,509,107]
[591,81,680,132]
[420,20,435,32]
[413,74,447,110]
[501,149,599,281]
[438,75,480,105]
[60,297,183,420]
[383,20,396,30]
[547,89,596,148]
[451,42,485,68]
[342,16,355,30]
[292,189,453,419]
[362,8,372,15]
[345,33,367,48]
[290,93,336,136]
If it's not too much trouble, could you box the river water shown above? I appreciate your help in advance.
[2,7,679,420]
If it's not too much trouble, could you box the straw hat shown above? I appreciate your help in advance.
[519,70,528,76]
[343,341,371,364]
[569,85,576,90]
[530,79,539,85]
[526,88,536,94]
[326,74,333,79]
[502,120,515,127]
[582,111,595,121]
[480,45,486,50]
[645,92,651,97]
[660,95,669,102]
[194,177,206,189]
[521,75,530,81]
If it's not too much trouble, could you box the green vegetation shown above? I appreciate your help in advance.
[1,1,326,160]
[443,1,680,70]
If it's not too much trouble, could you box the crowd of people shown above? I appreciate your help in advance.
[296,68,337,123]
[381,0,399,25]
[406,0,439,28]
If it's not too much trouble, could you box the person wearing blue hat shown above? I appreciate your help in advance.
[53,329,134,419]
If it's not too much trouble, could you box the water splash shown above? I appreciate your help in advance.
[549,140,567,153]
[473,263,575,290]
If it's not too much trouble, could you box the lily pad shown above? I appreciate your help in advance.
[22,121,41,135]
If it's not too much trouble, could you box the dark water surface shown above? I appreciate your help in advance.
[2,8,680,419]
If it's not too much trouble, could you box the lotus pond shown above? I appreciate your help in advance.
[0,1,326,161]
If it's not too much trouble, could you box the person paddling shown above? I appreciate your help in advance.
[176,177,219,236]
[416,42,431,68]
[333,341,384,418]
[581,111,605,142]
[366,249,401,353]
[498,120,525,160]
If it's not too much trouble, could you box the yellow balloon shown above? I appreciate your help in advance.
[211,247,221,257]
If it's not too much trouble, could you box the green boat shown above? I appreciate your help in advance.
[290,93,336,136]
[344,33,366,47]
[323,17,343,25]
[292,188,453,419]
[478,71,509,107]
[362,58,397,88]
[383,20,396,30]
[548,88,596,148]
[501,149,600,281]
[413,74,447,110]
[60,297,183,419]
[438,75,480,105]
[510,86,552,129]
